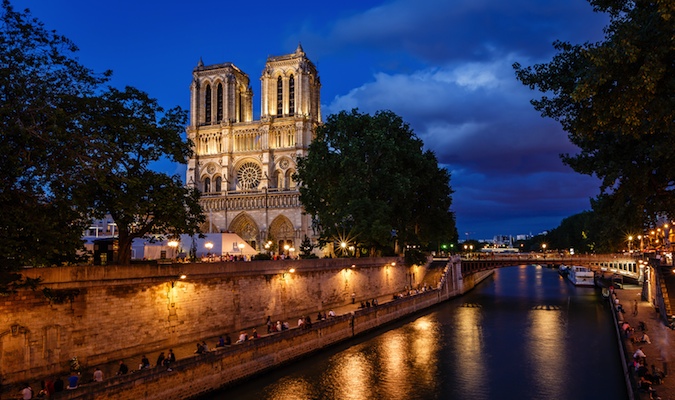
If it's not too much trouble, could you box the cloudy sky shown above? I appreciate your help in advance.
[12,0,610,240]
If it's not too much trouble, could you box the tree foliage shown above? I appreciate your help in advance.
[544,211,598,253]
[79,87,204,264]
[514,0,675,233]
[0,0,106,291]
[0,1,203,288]
[295,109,457,256]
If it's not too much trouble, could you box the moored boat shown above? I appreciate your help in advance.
[567,265,595,286]
[558,265,570,277]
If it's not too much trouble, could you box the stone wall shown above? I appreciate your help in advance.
[51,284,472,400]
[0,257,410,386]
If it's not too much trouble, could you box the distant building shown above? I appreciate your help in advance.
[185,45,321,252]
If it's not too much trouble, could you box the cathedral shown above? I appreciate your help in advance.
[185,45,321,254]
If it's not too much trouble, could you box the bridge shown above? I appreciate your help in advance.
[433,254,642,281]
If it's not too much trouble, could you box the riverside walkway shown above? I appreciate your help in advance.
[604,274,674,400]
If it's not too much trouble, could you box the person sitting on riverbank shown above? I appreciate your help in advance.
[216,336,226,347]
[20,382,32,399]
[638,332,651,344]
[634,347,647,363]
[140,355,150,369]
[194,342,205,354]
[66,372,78,390]
[639,376,660,399]
[155,351,166,368]
[236,331,248,343]
[650,364,665,385]
[328,310,336,317]
[117,360,129,375]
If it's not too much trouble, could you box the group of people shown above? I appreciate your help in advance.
[358,299,379,308]
[18,373,78,399]
[611,286,665,400]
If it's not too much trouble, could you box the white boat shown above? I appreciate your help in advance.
[566,265,595,286]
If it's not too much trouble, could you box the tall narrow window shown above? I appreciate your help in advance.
[215,177,222,192]
[289,75,295,116]
[204,177,211,193]
[239,92,243,122]
[216,83,223,122]
[277,76,283,116]
[205,84,212,124]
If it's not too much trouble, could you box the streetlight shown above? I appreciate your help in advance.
[167,240,179,259]
[628,235,633,253]
[204,241,214,253]
[238,242,245,253]
[541,243,547,252]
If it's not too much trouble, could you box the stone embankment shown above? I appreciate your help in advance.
[0,258,491,399]
[47,265,492,400]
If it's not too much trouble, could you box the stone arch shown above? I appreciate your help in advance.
[269,215,295,248]
[0,324,31,380]
[199,216,218,234]
[229,213,260,248]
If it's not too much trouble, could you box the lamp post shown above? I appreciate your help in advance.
[167,240,179,260]
[204,241,214,258]
[628,235,633,253]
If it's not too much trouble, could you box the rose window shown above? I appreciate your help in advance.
[237,162,262,190]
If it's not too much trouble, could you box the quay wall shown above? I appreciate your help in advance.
[52,259,493,400]
[0,258,410,386]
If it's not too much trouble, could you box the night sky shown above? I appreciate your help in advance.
[11,0,610,240]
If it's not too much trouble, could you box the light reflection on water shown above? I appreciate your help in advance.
[208,266,627,400]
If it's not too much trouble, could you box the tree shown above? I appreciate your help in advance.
[295,109,457,256]
[298,235,317,259]
[545,211,597,253]
[79,87,204,264]
[514,0,675,233]
[0,0,203,284]
[0,0,109,293]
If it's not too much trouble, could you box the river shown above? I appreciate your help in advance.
[205,264,628,400]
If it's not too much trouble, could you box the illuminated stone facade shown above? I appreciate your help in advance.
[186,45,321,252]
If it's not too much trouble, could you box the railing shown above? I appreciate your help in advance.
[455,254,641,280]
[200,191,301,212]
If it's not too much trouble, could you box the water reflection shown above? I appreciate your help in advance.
[454,304,484,397]
[208,266,627,400]
[264,377,314,400]
[528,305,565,398]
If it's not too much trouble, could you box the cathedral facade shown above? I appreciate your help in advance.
[185,45,321,253]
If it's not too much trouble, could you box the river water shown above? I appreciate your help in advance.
[207,265,628,400]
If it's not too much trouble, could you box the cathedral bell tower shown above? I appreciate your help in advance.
[185,46,321,255]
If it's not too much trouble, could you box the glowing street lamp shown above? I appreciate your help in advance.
[167,239,179,259]
[238,242,245,253]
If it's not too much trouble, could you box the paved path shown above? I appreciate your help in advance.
[609,279,674,400]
